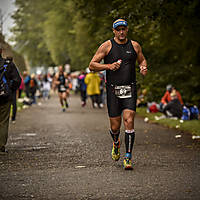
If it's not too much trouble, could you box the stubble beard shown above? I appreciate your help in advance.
[118,35,127,43]
[114,34,127,44]
[119,38,126,42]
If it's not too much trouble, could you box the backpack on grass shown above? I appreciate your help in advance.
[189,105,199,120]
[181,106,190,120]
[181,105,199,120]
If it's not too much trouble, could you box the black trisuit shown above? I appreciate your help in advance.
[58,73,67,93]
[104,38,137,117]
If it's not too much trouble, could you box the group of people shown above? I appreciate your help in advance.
[2,17,196,171]
[6,18,195,171]
[144,84,184,119]
[145,83,199,121]
[22,71,52,104]
[22,66,74,114]
[0,18,149,171]
[53,66,106,111]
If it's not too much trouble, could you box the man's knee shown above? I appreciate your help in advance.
[110,117,121,133]
[111,125,120,133]
[123,111,135,127]
[124,117,133,126]
[110,121,121,132]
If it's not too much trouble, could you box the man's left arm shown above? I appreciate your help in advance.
[133,41,148,76]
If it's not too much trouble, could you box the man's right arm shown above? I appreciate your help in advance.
[54,73,60,85]
[89,41,121,72]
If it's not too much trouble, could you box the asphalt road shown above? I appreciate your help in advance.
[0,93,200,200]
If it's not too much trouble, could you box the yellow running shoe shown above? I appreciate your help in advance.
[111,140,120,161]
[123,157,133,170]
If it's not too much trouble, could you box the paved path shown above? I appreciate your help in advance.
[0,93,200,200]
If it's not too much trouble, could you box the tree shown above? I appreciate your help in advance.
[11,0,200,104]
[12,0,54,67]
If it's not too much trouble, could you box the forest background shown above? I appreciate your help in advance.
[10,0,200,105]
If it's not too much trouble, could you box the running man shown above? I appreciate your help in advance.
[89,18,147,170]
[54,65,69,112]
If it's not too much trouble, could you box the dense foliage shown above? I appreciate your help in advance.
[11,0,200,105]
[0,34,26,72]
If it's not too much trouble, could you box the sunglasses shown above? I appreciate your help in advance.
[115,27,126,31]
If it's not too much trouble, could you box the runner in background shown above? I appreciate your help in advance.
[54,65,69,112]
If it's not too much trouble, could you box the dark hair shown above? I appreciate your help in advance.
[44,74,48,82]
[6,56,13,62]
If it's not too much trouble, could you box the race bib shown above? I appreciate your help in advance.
[114,85,132,98]
[60,85,66,91]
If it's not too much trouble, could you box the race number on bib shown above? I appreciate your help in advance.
[60,85,66,92]
[114,85,132,98]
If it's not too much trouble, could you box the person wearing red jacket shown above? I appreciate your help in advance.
[160,84,183,111]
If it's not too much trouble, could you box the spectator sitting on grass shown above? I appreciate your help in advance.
[160,84,183,112]
[163,89,183,119]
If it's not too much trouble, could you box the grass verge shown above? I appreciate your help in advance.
[136,107,200,136]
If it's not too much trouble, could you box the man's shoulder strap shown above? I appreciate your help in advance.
[4,59,11,67]
[0,58,11,70]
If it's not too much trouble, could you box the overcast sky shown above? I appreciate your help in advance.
[0,0,16,43]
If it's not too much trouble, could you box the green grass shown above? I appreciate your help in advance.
[16,101,24,110]
[10,101,24,115]
[10,92,26,115]
[136,107,200,136]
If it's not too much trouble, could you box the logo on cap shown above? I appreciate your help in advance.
[113,21,128,29]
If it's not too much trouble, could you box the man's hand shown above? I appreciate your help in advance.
[108,60,122,71]
[55,80,60,85]
[140,66,148,76]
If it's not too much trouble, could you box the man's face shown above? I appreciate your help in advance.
[113,25,128,41]
[58,66,63,72]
